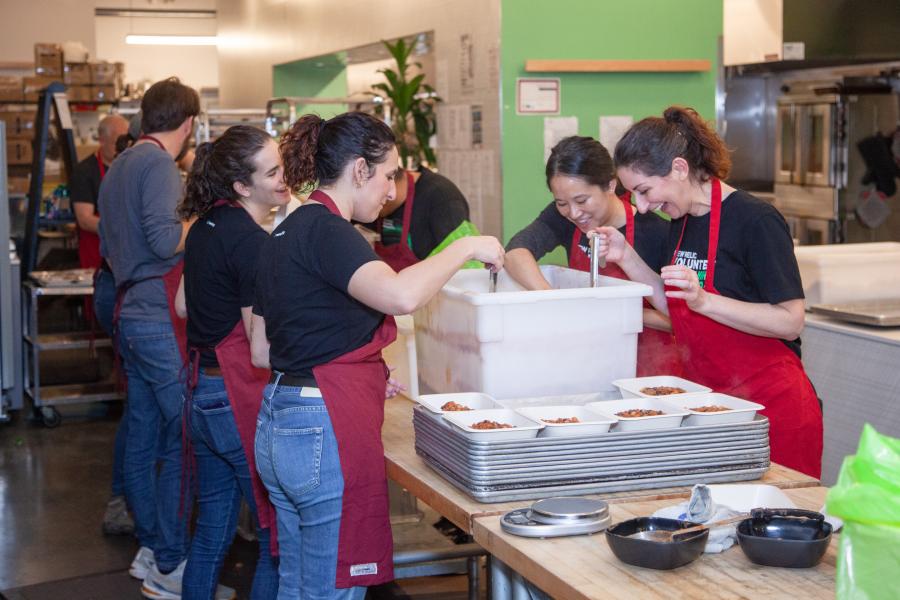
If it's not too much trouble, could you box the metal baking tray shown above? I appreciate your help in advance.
[29,268,96,287]
[809,299,900,327]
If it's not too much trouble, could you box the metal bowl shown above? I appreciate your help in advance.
[736,508,832,568]
[605,517,708,570]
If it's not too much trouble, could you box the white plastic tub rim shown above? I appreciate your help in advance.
[440,265,652,305]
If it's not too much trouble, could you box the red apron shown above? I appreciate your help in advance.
[666,179,823,478]
[374,172,419,270]
[310,189,398,588]
[77,151,105,270]
[568,194,682,377]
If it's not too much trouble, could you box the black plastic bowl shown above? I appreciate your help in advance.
[736,508,832,568]
[605,517,709,570]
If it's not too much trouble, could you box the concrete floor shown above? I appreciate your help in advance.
[0,403,481,599]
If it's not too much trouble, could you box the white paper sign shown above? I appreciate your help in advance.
[544,116,579,163]
[599,115,634,154]
[517,78,560,115]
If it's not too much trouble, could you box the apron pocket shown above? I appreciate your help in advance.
[272,426,323,497]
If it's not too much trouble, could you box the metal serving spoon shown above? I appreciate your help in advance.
[628,513,749,542]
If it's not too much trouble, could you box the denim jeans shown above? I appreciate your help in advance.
[255,384,366,600]
[94,269,127,498]
[117,318,188,572]
[183,372,278,600]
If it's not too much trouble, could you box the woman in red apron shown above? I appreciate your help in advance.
[505,136,681,376]
[176,126,289,599]
[595,106,823,478]
[252,112,504,599]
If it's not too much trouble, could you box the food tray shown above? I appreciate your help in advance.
[808,299,900,327]
[586,398,688,431]
[29,268,96,287]
[416,392,499,414]
[514,405,617,437]
[676,393,765,426]
[441,409,543,440]
[612,376,712,399]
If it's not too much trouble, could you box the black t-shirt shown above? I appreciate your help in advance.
[253,203,384,377]
[185,204,268,367]
[70,153,103,212]
[666,189,805,355]
[506,200,671,273]
[376,168,470,259]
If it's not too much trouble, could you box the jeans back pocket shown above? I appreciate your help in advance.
[272,426,324,498]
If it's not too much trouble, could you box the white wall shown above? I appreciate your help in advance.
[724,0,783,65]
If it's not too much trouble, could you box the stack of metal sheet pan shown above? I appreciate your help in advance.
[413,405,770,503]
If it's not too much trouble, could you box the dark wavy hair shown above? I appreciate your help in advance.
[545,136,615,191]
[179,125,273,219]
[280,112,396,193]
[614,106,731,182]
[141,77,200,134]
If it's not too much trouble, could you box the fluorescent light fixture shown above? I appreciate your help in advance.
[125,35,218,46]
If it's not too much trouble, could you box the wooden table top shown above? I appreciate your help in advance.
[473,486,834,600]
[382,397,820,534]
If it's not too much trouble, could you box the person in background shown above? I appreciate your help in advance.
[175,125,285,599]
[505,136,680,376]
[595,106,823,478]
[97,77,230,600]
[69,113,133,536]
[366,166,477,270]
[252,112,504,599]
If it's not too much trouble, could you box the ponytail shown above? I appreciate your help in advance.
[614,106,731,182]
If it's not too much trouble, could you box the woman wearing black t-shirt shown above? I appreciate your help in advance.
[177,125,288,599]
[251,112,504,599]
[505,136,680,376]
[595,106,822,478]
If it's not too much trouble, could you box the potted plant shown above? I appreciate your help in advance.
[371,37,441,168]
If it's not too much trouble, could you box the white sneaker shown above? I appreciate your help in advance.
[129,546,155,580]
[141,560,236,600]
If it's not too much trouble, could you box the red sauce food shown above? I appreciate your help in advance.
[543,417,581,424]
[689,405,732,413]
[639,386,687,396]
[441,401,472,411]
[470,420,514,430]
[616,409,665,418]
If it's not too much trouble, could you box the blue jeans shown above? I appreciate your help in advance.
[183,372,278,600]
[117,318,188,572]
[94,269,127,498]
[255,384,366,600]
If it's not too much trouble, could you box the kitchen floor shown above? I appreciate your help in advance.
[0,402,482,599]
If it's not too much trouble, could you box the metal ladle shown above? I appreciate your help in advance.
[628,513,749,542]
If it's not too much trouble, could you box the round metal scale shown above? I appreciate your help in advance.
[501,497,611,538]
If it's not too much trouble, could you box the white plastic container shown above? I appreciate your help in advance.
[515,405,617,437]
[414,266,652,399]
[441,408,544,441]
[587,398,687,431]
[613,376,711,399]
[416,392,498,414]
[382,314,419,400]
[677,393,765,426]
[794,242,900,306]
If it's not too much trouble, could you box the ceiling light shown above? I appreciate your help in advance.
[125,35,218,46]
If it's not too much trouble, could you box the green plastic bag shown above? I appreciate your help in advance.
[826,425,900,600]
[427,219,483,269]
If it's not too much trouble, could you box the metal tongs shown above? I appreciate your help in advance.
[589,233,606,287]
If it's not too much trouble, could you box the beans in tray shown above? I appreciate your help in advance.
[616,409,665,418]
[639,386,687,396]
[543,417,581,424]
[470,420,514,430]
[689,405,732,413]
[441,401,472,411]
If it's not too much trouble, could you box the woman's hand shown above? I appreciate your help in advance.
[462,236,506,271]
[385,366,407,399]
[587,226,628,264]
[661,264,709,312]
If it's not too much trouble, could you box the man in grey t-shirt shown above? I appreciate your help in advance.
[98,77,203,599]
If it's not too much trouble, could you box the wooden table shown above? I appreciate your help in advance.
[473,486,834,600]
[382,397,820,534]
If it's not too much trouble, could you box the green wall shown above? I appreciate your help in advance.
[272,53,348,119]
[500,0,722,255]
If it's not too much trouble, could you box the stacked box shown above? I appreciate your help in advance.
[6,139,34,165]
[0,111,37,138]
[0,76,24,102]
[34,43,64,77]
[67,86,93,102]
[63,63,91,85]
[8,175,31,195]
[23,76,58,102]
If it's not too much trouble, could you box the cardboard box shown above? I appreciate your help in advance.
[0,76,24,102]
[6,140,34,165]
[90,62,122,85]
[67,85,94,103]
[0,110,37,139]
[34,43,64,78]
[23,76,59,102]
[64,62,91,86]
[8,175,30,195]
[91,84,118,102]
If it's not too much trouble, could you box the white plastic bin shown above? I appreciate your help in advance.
[414,266,652,399]
[382,314,419,400]
[794,242,900,306]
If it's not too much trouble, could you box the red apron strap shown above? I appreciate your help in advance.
[704,179,722,289]
[398,172,415,248]
[138,134,166,151]
[620,192,635,246]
